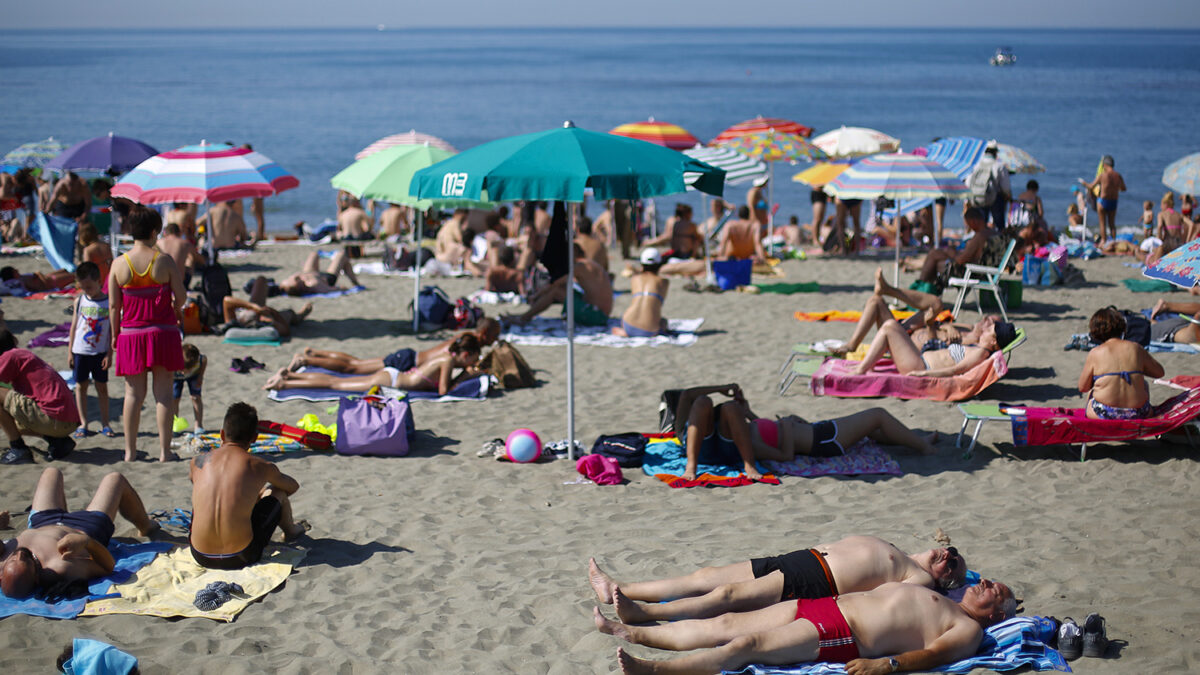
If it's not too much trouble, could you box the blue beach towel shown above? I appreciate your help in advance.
[30,213,78,273]
[301,285,366,299]
[641,438,768,479]
[0,541,174,620]
[266,367,489,403]
[724,616,1069,674]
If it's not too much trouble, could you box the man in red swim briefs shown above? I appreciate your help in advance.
[597,579,1017,675]
[590,535,965,624]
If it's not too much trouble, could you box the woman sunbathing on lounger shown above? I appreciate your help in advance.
[1079,307,1164,420]
[263,333,482,396]
[832,268,998,356]
[285,318,500,375]
[850,318,1018,377]
[612,248,670,338]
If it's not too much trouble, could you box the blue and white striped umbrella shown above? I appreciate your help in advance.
[922,136,987,182]
[2,137,69,170]
[825,153,968,201]
[682,144,766,193]
[1163,152,1200,196]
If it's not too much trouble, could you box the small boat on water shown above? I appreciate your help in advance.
[990,47,1017,66]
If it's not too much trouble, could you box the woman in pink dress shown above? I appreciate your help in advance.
[110,207,186,461]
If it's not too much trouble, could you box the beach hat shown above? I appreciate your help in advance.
[753,175,769,187]
[994,321,1017,350]
[640,248,663,265]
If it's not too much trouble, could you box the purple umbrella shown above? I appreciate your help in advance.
[46,132,159,176]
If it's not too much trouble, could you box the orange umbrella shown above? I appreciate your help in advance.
[609,118,699,150]
[792,161,853,186]
[712,116,813,144]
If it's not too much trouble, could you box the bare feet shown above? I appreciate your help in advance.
[0,510,9,529]
[617,647,653,674]
[296,302,314,322]
[874,266,887,295]
[680,470,696,482]
[920,430,941,455]
[160,450,178,463]
[141,521,163,538]
[282,519,311,542]
[589,557,618,604]
[287,352,306,372]
[124,450,137,462]
[594,606,635,642]
[263,368,288,390]
[613,587,651,624]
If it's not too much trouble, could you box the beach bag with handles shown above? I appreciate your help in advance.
[413,285,453,331]
[335,396,415,457]
[479,340,536,389]
[1108,306,1150,346]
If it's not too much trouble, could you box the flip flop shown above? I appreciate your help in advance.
[229,358,250,374]
[99,426,117,438]
[72,427,91,439]
[242,357,266,370]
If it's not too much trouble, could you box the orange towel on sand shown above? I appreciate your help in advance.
[793,309,954,323]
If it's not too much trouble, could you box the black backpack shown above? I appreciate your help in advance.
[1119,309,1151,346]
[591,432,647,468]
[198,263,232,319]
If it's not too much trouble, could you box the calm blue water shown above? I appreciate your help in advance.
[2,28,1198,231]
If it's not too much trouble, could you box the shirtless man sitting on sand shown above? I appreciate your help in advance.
[831,268,998,356]
[157,222,202,288]
[645,204,704,262]
[278,249,361,296]
[590,535,966,625]
[504,244,613,327]
[198,200,250,250]
[1,467,160,599]
[598,578,1015,675]
[286,318,500,374]
[337,200,374,241]
[660,206,765,277]
[189,402,308,570]
[44,172,91,222]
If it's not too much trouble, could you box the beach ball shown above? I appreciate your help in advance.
[505,428,542,463]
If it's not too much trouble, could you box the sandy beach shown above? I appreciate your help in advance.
[2,242,1199,674]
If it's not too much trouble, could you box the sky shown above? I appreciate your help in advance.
[6,0,1200,29]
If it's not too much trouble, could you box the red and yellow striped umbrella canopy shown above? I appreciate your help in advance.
[712,116,813,144]
[609,119,700,150]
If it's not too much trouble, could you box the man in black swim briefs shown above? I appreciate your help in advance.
[589,534,966,624]
[1,468,160,598]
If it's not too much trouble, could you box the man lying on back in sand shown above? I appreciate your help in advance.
[598,578,1015,675]
[189,402,308,570]
[590,535,965,624]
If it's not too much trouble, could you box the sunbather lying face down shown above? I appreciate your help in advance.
[588,534,967,625]
[851,319,1017,378]
[672,385,939,482]
[597,579,1016,675]
[1079,307,1164,420]
[263,334,482,396]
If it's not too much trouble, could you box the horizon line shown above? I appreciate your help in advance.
[3,24,1199,31]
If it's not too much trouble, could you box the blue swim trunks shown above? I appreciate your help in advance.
[28,509,116,546]
[1097,197,1118,212]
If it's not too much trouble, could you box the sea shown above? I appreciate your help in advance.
[2,27,1198,233]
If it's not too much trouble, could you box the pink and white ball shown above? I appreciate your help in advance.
[505,428,542,463]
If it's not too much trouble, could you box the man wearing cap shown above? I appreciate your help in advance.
[1,467,159,599]
[1087,155,1126,243]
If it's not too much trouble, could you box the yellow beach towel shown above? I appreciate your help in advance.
[80,545,306,622]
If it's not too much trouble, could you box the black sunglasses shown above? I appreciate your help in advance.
[946,547,960,571]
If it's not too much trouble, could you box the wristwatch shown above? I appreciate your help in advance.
[887,657,900,672]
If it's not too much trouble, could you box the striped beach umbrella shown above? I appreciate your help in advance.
[792,161,853,186]
[1163,152,1200,195]
[682,144,767,189]
[2,137,69,170]
[356,130,457,160]
[609,119,699,150]
[712,116,813,144]
[812,126,901,159]
[921,136,987,182]
[826,153,968,283]
[111,142,299,204]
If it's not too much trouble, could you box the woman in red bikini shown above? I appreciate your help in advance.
[110,207,186,462]
[263,334,482,396]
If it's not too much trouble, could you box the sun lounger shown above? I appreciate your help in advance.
[1009,386,1200,461]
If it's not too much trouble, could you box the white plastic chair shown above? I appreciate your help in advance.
[948,237,1018,321]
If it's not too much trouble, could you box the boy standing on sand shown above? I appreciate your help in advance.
[1087,155,1126,243]
[68,262,115,439]
[189,402,308,569]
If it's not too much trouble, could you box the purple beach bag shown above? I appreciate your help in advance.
[334,397,415,457]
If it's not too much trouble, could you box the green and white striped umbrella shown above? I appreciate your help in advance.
[2,137,69,169]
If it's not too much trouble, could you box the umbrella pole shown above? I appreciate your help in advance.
[702,194,713,283]
[566,204,576,461]
[413,210,424,333]
[767,161,775,241]
[894,204,901,287]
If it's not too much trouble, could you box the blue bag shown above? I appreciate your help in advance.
[413,285,453,330]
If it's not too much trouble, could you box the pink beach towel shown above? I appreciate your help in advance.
[1011,387,1200,447]
[576,454,624,485]
[809,351,1008,402]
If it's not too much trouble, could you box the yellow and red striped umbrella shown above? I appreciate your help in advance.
[609,119,699,150]
[712,116,813,145]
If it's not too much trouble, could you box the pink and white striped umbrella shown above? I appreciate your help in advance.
[355,130,457,160]
[111,142,299,204]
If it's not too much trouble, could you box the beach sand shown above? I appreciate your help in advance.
[2,243,1198,674]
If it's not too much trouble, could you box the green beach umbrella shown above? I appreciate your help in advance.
[411,122,725,203]
[330,143,489,332]
[412,122,726,460]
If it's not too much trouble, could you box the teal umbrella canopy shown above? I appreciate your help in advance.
[330,144,487,209]
[411,123,725,203]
